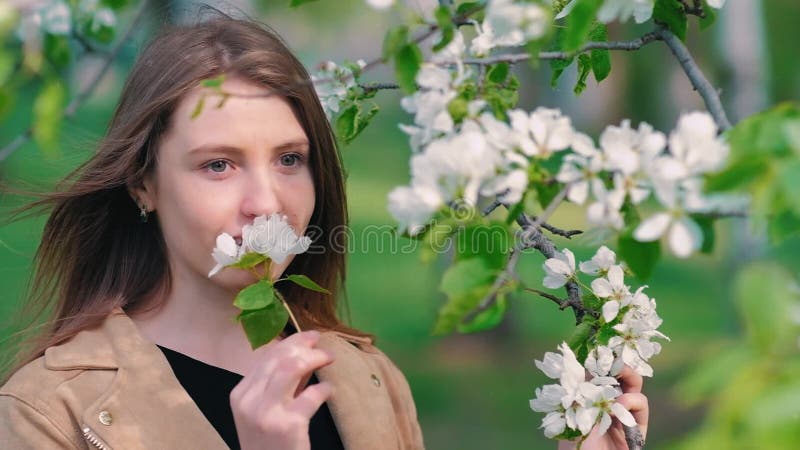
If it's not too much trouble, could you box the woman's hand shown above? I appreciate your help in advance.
[230,330,335,450]
[558,365,649,450]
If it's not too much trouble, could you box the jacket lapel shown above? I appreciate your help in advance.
[45,307,230,449]
[44,307,399,450]
[316,332,399,450]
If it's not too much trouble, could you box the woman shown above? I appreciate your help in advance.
[0,15,421,450]
[0,14,647,450]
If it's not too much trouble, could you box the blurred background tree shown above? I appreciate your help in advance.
[1,0,799,448]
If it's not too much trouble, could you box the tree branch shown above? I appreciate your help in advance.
[655,25,732,131]
[0,0,150,162]
[460,31,662,66]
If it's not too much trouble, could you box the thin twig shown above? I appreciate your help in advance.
[0,0,150,162]
[655,25,732,131]
[463,186,571,324]
[460,31,662,66]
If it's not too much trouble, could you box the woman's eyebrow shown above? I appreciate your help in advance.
[188,140,310,155]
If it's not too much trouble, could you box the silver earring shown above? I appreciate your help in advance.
[139,203,148,223]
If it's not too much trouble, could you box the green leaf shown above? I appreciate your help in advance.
[534,181,561,208]
[335,103,379,145]
[574,53,592,95]
[456,1,482,16]
[32,80,66,159]
[290,0,320,6]
[382,25,409,61]
[735,262,800,352]
[691,214,716,254]
[563,0,603,51]
[229,251,268,269]
[676,346,753,405]
[618,231,660,282]
[653,0,688,41]
[768,210,800,244]
[778,159,800,214]
[0,87,13,120]
[190,95,206,119]
[286,274,331,294]
[432,6,455,52]
[394,43,423,94]
[236,301,289,349]
[567,320,595,363]
[43,34,71,68]
[705,156,770,192]
[101,0,131,9]
[233,279,275,310]
[440,257,497,299]
[447,97,469,123]
[699,1,717,30]
[457,294,507,333]
[0,50,14,85]
[588,24,610,82]
[487,62,510,84]
[454,222,514,271]
[433,258,498,335]
[505,192,528,225]
[201,75,226,89]
[595,324,618,345]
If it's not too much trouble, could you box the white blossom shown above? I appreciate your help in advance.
[241,213,312,265]
[558,0,655,24]
[586,184,626,231]
[41,0,71,35]
[366,0,394,10]
[387,185,443,236]
[543,249,576,289]
[579,245,617,276]
[410,128,500,207]
[486,0,550,46]
[208,233,245,278]
[311,61,361,118]
[706,0,726,9]
[509,107,574,158]
[557,132,605,204]
[584,345,619,377]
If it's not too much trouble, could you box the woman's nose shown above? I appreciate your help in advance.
[240,170,283,218]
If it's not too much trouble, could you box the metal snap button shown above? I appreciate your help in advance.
[98,410,113,426]
[371,374,381,387]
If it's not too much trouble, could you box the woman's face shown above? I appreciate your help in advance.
[133,76,316,293]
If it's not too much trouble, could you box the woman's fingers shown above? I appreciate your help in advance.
[264,346,334,401]
[615,392,649,441]
[289,381,333,417]
[617,365,643,394]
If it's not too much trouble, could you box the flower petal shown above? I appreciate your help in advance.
[633,212,671,242]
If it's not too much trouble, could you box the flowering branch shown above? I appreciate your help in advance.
[654,25,732,131]
[462,31,662,65]
[0,0,150,162]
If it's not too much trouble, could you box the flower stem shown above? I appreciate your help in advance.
[275,290,302,332]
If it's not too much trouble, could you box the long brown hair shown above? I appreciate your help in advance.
[0,16,370,384]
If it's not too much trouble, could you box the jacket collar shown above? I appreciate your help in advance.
[42,306,391,450]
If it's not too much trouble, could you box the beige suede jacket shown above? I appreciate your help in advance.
[0,307,424,449]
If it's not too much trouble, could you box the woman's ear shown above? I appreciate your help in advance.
[128,176,156,211]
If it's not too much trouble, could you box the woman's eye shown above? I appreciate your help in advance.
[280,153,303,167]
[205,160,229,173]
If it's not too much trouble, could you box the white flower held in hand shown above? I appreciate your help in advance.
[208,213,312,278]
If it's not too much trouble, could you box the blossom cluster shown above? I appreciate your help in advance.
[15,0,116,42]
[556,112,748,257]
[532,245,669,437]
[208,213,312,278]
[311,59,366,119]
[556,0,727,24]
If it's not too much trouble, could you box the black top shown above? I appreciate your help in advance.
[157,344,344,450]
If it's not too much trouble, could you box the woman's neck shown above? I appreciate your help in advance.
[128,273,261,376]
